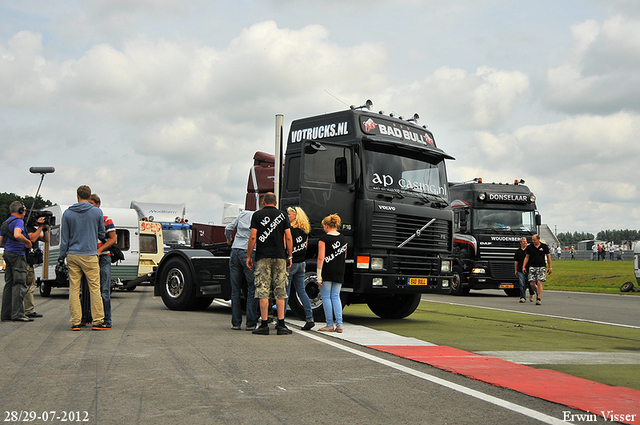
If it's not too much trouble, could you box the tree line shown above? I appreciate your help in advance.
[0,192,53,222]
[556,229,640,246]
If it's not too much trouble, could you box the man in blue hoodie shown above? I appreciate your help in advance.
[58,185,107,331]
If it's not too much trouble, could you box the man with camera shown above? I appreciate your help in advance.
[1,201,34,322]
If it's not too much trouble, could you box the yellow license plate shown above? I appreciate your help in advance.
[499,284,514,289]
[408,278,429,285]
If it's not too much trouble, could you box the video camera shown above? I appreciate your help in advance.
[26,210,55,228]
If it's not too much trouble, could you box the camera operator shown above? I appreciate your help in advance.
[1,202,33,322]
[23,215,50,318]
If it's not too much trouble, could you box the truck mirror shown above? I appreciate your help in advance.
[459,210,469,232]
[535,213,541,226]
[335,157,348,184]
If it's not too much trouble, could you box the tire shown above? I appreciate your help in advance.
[39,282,51,297]
[159,257,199,310]
[504,288,520,297]
[449,266,470,296]
[126,286,137,292]
[620,281,634,292]
[366,293,421,319]
[290,271,326,321]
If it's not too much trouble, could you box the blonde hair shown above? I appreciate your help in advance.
[321,213,341,229]
[287,206,311,234]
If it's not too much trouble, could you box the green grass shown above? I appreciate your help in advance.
[342,295,640,390]
[545,260,638,294]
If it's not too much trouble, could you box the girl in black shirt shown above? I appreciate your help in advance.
[317,214,348,332]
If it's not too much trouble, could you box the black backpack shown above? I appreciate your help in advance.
[1,217,20,242]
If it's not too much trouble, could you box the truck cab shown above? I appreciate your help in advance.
[279,108,454,318]
[449,179,540,296]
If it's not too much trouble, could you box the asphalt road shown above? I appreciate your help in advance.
[0,285,605,425]
[421,289,640,328]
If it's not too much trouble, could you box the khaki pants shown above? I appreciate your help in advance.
[67,254,104,325]
[24,264,36,315]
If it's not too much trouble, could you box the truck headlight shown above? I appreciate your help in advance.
[440,260,451,273]
[472,268,486,274]
[372,278,383,286]
[371,257,384,270]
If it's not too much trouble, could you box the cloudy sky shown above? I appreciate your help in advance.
[1,0,639,236]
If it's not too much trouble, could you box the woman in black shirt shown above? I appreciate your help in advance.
[317,214,348,333]
[285,207,315,330]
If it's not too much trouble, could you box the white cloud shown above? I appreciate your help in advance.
[545,14,640,114]
[395,66,529,130]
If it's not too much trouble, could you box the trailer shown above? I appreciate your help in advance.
[36,205,164,295]
[154,104,455,320]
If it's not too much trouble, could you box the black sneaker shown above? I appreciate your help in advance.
[26,312,43,318]
[301,321,315,331]
[71,324,82,331]
[92,323,110,330]
[276,324,292,335]
[12,317,34,322]
[252,326,269,335]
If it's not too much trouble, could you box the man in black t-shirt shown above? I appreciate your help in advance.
[514,237,535,303]
[246,193,293,335]
[523,234,552,305]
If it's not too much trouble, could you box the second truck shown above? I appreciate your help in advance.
[449,178,541,296]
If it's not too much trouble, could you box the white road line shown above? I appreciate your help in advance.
[295,328,573,425]
[421,298,640,329]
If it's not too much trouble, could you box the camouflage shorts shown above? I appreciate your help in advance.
[254,258,288,299]
[528,266,547,283]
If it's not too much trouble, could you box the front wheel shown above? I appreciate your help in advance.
[366,293,421,319]
[450,266,470,296]
[159,257,199,310]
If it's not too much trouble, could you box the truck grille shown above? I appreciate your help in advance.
[392,255,440,275]
[479,245,517,260]
[490,261,515,280]
[371,212,451,252]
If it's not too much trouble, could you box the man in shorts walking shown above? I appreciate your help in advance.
[522,234,552,305]
[246,193,293,335]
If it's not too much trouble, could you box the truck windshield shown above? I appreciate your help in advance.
[163,229,191,246]
[473,209,536,232]
[363,145,447,201]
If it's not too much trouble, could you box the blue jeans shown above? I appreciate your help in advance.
[229,249,257,328]
[320,280,342,327]
[517,271,534,299]
[99,255,112,326]
[286,262,313,322]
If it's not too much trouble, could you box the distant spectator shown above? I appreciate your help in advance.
[608,243,615,261]
[570,246,576,260]
[592,243,598,261]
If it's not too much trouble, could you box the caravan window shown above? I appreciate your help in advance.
[116,230,130,251]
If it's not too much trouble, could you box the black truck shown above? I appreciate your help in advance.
[448,179,541,296]
[154,104,455,319]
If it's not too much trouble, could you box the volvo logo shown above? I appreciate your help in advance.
[378,205,396,211]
